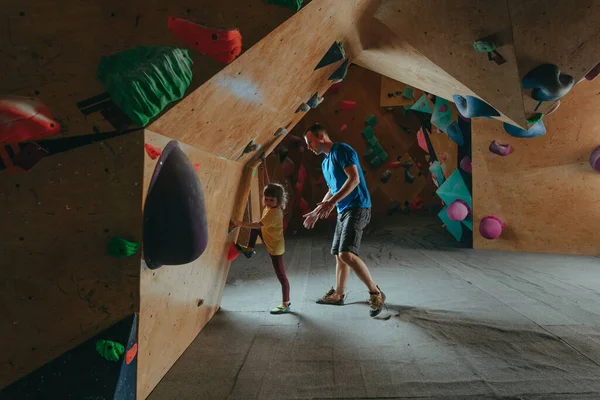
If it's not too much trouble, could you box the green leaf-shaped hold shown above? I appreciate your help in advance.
[97,46,193,127]
[96,339,125,362]
[265,0,303,12]
[107,236,140,258]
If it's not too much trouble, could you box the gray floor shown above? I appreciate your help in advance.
[149,215,600,399]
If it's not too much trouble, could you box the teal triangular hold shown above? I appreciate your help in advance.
[362,126,375,139]
[365,114,377,127]
[461,214,473,231]
[431,97,452,133]
[315,41,345,70]
[429,161,445,187]
[436,169,472,210]
[328,59,349,82]
[438,206,463,241]
[402,87,414,99]
[265,0,304,12]
[411,94,432,114]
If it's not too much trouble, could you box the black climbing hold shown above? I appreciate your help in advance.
[521,64,574,102]
[314,41,345,70]
[143,141,208,269]
[211,33,218,40]
[19,11,25,16]
[387,93,394,98]
[197,298,204,307]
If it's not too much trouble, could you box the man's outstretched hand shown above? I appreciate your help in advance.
[302,210,319,229]
[314,200,335,220]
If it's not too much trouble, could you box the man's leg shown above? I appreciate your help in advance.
[338,251,377,293]
[335,254,350,297]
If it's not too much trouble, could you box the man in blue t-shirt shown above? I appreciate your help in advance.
[303,124,385,317]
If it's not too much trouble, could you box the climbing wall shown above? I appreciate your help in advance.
[472,79,600,255]
[0,133,143,390]
[1,0,380,397]
[284,65,429,219]
[363,0,600,129]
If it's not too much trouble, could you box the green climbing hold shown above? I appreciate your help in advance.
[97,46,193,127]
[526,113,544,125]
[362,126,375,139]
[473,40,496,53]
[96,339,125,362]
[107,236,140,258]
[365,114,377,127]
[265,0,303,12]
[402,87,414,99]
[366,135,379,147]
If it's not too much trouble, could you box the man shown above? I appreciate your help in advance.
[302,124,385,317]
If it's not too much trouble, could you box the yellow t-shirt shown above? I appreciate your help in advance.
[260,206,285,256]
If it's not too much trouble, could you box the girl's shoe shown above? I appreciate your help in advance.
[270,303,291,314]
[235,244,255,258]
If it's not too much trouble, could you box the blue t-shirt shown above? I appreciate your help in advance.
[322,142,371,212]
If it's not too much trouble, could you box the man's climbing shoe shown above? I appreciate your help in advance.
[316,287,345,305]
[235,244,255,259]
[270,303,291,315]
[368,286,386,317]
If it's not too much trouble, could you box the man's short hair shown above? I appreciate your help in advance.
[304,123,327,138]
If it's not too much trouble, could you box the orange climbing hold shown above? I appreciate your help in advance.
[144,143,162,160]
[125,343,138,365]
[0,96,60,143]
[193,162,200,171]
[168,17,242,64]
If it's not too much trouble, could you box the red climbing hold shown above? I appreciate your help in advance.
[340,124,347,132]
[145,143,162,160]
[341,100,356,111]
[193,162,200,172]
[0,96,60,143]
[410,197,424,211]
[388,161,403,168]
[327,82,342,95]
[168,17,242,64]
[227,242,240,262]
[125,343,138,365]
[295,181,303,193]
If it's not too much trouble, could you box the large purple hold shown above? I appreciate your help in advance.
[590,145,600,172]
[143,140,208,269]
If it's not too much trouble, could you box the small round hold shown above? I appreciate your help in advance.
[589,145,600,172]
[479,216,504,240]
[447,199,470,221]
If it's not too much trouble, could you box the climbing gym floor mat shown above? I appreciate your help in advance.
[148,214,600,399]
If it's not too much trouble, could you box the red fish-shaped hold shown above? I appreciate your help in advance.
[168,17,242,64]
[0,96,60,143]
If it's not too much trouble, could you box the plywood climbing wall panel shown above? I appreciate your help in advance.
[0,133,143,388]
[472,80,600,255]
[374,0,525,127]
[508,0,600,117]
[138,130,250,399]
[150,0,379,161]
[0,0,299,140]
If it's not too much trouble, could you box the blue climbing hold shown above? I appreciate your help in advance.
[446,121,464,146]
[521,64,574,102]
[503,120,546,138]
[452,95,500,118]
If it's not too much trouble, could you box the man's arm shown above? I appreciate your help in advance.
[328,165,360,205]
[321,189,333,202]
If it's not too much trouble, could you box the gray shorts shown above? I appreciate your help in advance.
[331,208,371,256]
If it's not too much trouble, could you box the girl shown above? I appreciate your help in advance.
[231,183,291,315]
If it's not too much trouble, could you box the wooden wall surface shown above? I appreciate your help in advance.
[138,130,250,398]
[0,133,143,388]
[472,79,600,255]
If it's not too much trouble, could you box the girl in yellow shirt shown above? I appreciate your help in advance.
[232,183,291,315]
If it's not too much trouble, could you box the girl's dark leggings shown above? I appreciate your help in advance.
[248,229,290,303]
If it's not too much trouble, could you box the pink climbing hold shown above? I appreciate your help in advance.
[440,153,448,161]
[341,100,356,111]
[589,145,600,172]
[417,128,429,153]
[144,143,162,160]
[479,216,504,240]
[489,140,511,156]
[446,199,470,221]
[438,104,448,113]
[460,156,472,173]
[340,124,347,132]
